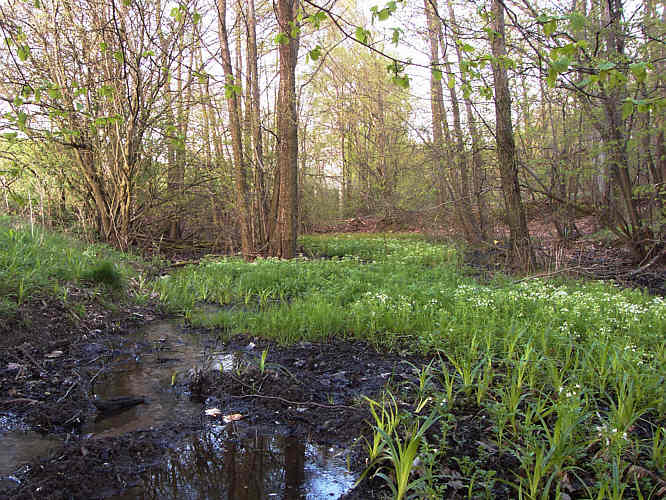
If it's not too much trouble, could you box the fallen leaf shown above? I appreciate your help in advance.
[45,350,64,358]
[205,408,223,417]
[223,413,243,424]
[204,409,244,423]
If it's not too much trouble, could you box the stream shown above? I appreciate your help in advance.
[1,320,357,498]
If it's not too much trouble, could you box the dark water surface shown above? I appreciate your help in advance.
[2,320,356,498]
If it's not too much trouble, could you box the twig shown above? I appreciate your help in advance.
[0,398,40,405]
[18,345,43,370]
[89,366,106,387]
[514,266,581,282]
[231,393,360,411]
[56,380,78,403]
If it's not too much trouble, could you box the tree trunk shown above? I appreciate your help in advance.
[218,0,254,258]
[270,0,300,259]
[490,0,534,269]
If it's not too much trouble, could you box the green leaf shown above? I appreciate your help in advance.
[113,51,124,63]
[356,27,370,44]
[462,83,472,99]
[431,68,442,82]
[597,61,616,71]
[142,50,155,58]
[98,85,114,98]
[192,12,201,24]
[543,20,557,37]
[17,111,27,129]
[460,43,475,53]
[550,56,570,74]
[307,11,327,29]
[621,100,633,120]
[391,28,401,46]
[391,74,410,89]
[547,68,558,88]
[47,87,61,100]
[224,83,241,98]
[274,32,289,45]
[629,62,647,83]
[308,46,322,62]
[568,12,585,31]
[100,42,108,52]
[289,20,300,39]
[447,75,455,89]
[17,45,30,61]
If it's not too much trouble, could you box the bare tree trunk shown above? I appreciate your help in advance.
[218,0,254,258]
[447,0,488,239]
[270,0,300,258]
[424,0,459,227]
[246,0,269,248]
[490,0,533,269]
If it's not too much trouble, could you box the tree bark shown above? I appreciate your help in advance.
[218,0,255,258]
[270,0,300,258]
[490,0,534,269]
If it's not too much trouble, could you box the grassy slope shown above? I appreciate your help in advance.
[0,217,146,320]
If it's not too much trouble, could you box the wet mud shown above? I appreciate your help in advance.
[0,302,414,499]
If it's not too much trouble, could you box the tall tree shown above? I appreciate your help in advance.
[270,0,300,258]
[217,0,254,258]
[489,0,533,268]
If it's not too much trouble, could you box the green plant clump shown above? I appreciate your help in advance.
[82,260,124,290]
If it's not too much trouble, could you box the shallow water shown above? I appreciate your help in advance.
[0,428,60,478]
[111,427,355,499]
[78,320,356,498]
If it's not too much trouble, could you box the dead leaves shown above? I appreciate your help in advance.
[204,408,243,424]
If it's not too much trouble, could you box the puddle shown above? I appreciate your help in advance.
[0,415,61,480]
[0,430,60,477]
[4,320,358,498]
[82,321,211,438]
[110,426,356,499]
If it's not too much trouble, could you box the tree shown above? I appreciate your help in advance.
[0,0,197,248]
[270,0,300,258]
[217,0,254,258]
[489,0,533,268]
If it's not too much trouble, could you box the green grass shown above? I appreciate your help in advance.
[0,216,141,313]
[154,232,666,498]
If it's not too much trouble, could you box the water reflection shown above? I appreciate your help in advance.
[114,426,355,499]
[0,431,60,476]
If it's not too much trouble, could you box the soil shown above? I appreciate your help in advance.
[0,290,409,499]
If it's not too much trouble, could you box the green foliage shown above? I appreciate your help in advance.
[81,260,123,290]
[0,217,137,308]
[153,234,666,497]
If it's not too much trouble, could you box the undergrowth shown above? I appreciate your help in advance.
[0,216,142,317]
[155,232,666,498]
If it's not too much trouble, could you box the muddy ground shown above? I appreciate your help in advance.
[0,292,416,499]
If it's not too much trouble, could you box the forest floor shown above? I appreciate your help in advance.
[1,217,665,499]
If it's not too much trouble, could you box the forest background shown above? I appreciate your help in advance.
[0,0,663,269]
